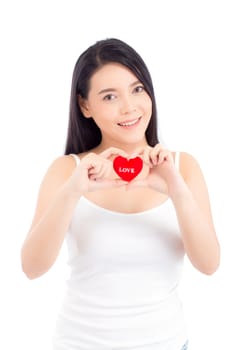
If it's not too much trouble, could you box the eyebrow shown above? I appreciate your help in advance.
[98,80,141,95]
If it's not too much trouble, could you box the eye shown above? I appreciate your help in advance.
[133,85,145,93]
[103,94,116,101]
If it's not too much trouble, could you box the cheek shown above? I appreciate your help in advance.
[147,97,153,111]
[148,103,153,117]
[141,95,152,113]
[92,104,117,122]
[91,110,112,128]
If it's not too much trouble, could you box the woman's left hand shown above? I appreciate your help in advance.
[127,144,187,196]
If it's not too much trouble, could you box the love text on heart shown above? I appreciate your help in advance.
[118,167,135,173]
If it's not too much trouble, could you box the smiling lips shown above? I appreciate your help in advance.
[117,117,141,128]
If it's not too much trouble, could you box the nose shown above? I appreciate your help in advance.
[120,95,136,115]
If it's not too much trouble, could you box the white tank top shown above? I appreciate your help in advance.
[52,152,188,350]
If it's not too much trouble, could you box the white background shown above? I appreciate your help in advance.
[0,1,232,349]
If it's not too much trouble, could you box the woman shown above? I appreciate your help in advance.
[21,38,220,350]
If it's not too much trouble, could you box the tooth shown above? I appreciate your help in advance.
[120,118,138,126]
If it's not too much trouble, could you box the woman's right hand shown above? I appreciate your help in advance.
[66,147,129,194]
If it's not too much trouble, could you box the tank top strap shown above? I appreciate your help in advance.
[69,153,80,166]
[174,151,180,171]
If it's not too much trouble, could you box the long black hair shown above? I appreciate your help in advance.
[64,38,159,155]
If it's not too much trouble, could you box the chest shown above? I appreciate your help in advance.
[68,196,184,266]
[84,187,169,214]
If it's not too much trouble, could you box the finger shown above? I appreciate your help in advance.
[131,146,153,167]
[93,162,111,179]
[132,145,163,166]
[88,155,111,173]
[144,147,154,167]
[90,178,128,190]
[137,146,156,167]
[158,150,173,164]
[100,147,128,159]
[150,144,166,165]
[88,163,102,175]
[111,179,129,187]
[89,158,118,181]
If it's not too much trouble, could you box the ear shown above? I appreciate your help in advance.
[77,95,92,118]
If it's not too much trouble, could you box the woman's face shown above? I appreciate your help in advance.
[80,63,152,150]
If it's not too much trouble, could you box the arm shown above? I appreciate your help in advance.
[21,148,128,279]
[21,156,82,279]
[129,145,220,275]
[170,152,220,275]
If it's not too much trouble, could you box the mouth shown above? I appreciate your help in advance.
[117,117,141,128]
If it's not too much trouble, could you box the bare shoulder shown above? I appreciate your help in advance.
[27,155,77,232]
[179,151,204,181]
[42,154,77,183]
[45,151,92,180]
[38,154,78,192]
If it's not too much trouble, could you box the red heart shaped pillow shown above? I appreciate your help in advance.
[113,156,143,182]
